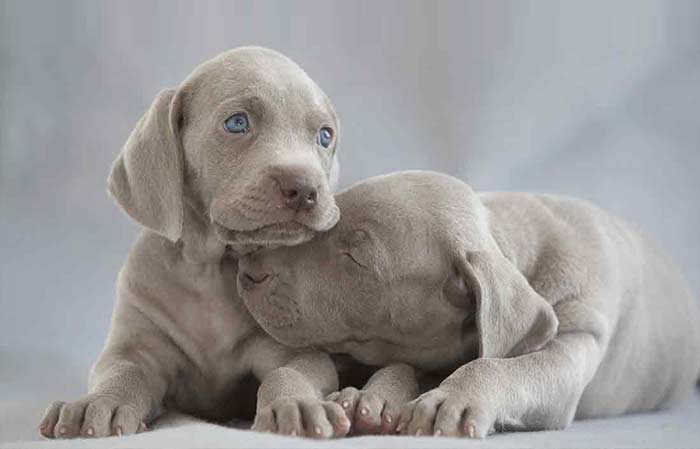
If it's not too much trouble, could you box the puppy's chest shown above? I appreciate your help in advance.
[165,263,256,368]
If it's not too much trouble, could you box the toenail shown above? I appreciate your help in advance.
[341,400,350,409]
[290,429,297,436]
[466,423,475,438]
[59,426,66,435]
[415,427,423,436]
[115,426,123,436]
[360,407,368,416]
[314,426,322,435]
[86,427,94,436]
[434,428,443,436]
[384,413,393,423]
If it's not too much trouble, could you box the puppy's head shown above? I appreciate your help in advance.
[238,171,558,368]
[108,47,340,254]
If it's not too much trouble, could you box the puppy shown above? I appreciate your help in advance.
[39,47,349,439]
[238,170,700,438]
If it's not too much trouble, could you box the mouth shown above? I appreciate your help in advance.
[214,221,316,247]
[238,271,275,291]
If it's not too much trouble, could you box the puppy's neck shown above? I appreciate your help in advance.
[179,199,228,264]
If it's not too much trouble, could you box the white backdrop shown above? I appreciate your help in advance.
[1,0,699,442]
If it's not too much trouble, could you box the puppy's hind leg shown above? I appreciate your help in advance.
[398,299,609,437]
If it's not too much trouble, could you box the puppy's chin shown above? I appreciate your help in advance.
[241,291,302,331]
[214,221,315,249]
[213,203,340,250]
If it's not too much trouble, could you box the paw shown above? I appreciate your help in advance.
[39,394,147,439]
[252,396,350,439]
[326,387,401,435]
[397,388,495,438]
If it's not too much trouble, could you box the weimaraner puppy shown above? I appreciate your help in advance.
[238,170,700,438]
[39,47,351,439]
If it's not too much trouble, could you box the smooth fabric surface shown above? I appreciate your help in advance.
[2,394,699,448]
[2,353,699,449]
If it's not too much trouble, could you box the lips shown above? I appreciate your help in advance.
[214,221,315,246]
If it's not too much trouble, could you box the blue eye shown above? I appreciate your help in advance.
[318,127,333,148]
[224,113,250,133]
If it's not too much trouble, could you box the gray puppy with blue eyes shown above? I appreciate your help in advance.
[39,47,352,440]
[238,170,700,438]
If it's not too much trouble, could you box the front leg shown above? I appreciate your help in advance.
[246,339,349,438]
[39,302,175,438]
[40,356,160,439]
[327,363,419,435]
[399,301,607,437]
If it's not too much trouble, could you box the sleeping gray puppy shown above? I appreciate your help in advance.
[238,170,700,438]
[39,47,351,439]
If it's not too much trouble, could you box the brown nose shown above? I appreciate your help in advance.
[276,175,318,211]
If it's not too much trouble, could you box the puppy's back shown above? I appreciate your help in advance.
[481,190,700,415]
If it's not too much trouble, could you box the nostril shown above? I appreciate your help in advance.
[306,190,318,204]
[281,188,299,200]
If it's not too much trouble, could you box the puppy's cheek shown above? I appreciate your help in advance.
[327,157,340,192]
[305,201,339,233]
[322,203,341,231]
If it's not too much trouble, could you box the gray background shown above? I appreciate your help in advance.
[1,0,699,439]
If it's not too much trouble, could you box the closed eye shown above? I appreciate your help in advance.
[340,251,369,271]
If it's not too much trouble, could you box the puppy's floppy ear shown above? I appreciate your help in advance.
[108,89,184,242]
[456,248,558,358]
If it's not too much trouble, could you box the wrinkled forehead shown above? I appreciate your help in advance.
[334,185,436,252]
[185,49,332,117]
